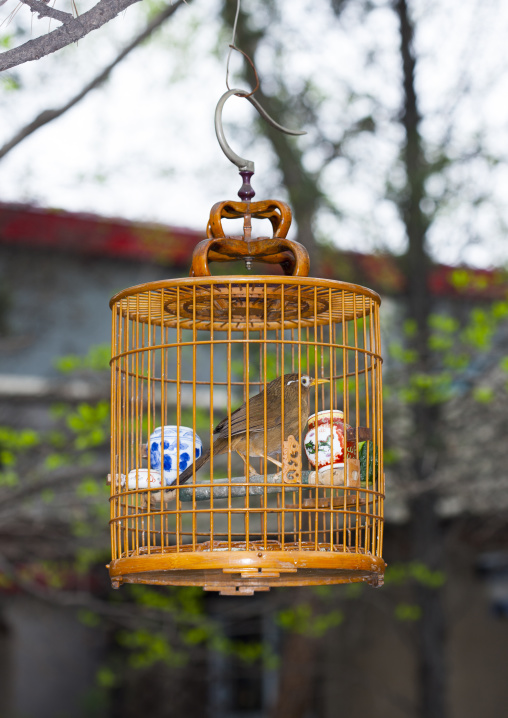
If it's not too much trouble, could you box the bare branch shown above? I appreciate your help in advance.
[20,0,72,23]
[0,460,109,510]
[0,0,185,160]
[0,0,161,72]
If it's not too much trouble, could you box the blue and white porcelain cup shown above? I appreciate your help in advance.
[150,426,202,486]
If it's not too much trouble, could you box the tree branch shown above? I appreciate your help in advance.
[0,0,163,72]
[20,0,72,23]
[0,0,186,160]
[0,460,109,510]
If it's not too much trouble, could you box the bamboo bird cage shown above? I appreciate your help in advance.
[108,198,385,595]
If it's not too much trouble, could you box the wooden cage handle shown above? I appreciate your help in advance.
[190,199,310,277]
[207,199,292,239]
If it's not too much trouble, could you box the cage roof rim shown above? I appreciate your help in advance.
[109,275,382,309]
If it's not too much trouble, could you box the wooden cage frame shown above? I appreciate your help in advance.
[108,201,385,595]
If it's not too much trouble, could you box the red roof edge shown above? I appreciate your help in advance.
[0,201,202,268]
[0,202,506,299]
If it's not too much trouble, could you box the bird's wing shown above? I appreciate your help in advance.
[214,389,281,437]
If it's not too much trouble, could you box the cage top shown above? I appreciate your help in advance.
[110,275,381,330]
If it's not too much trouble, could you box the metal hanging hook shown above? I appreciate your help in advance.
[214,88,307,175]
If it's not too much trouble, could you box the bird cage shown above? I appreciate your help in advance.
[108,198,385,596]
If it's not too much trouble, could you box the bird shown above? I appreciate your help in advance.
[177,373,328,484]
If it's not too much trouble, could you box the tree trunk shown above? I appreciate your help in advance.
[269,590,325,718]
[395,1,447,716]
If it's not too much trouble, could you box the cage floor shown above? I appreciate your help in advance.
[109,541,385,594]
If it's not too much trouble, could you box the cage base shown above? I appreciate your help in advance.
[109,550,385,594]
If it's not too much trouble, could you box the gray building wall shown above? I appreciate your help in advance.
[0,596,107,718]
[0,246,181,378]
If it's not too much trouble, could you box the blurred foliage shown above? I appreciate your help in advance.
[2,75,20,91]
[395,603,422,621]
[387,296,508,407]
[0,426,40,486]
[180,405,210,435]
[50,400,110,450]
[54,344,111,373]
[276,602,343,638]
[385,561,446,589]
[119,629,187,669]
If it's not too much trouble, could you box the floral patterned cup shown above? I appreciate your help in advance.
[304,410,356,470]
[150,426,202,486]
[124,468,162,491]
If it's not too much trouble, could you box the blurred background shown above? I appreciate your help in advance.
[0,0,507,716]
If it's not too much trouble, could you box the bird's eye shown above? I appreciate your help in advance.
[301,375,310,386]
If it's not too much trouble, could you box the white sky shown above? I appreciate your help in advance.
[0,0,507,269]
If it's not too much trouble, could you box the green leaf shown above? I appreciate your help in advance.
[54,355,82,373]
[54,344,110,374]
[44,453,68,471]
[395,603,422,621]
[492,300,508,321]
[462,308,494,350]
[77,478,101,498]
[345,582,363,598]
[383,447,399,466]
[41,489,55,504]
[410,561,446,588]
[443,353,469,370]
[450,269,471,290]
[389,342,417,364]
[78,610,101,628]
[0,427,39,450]
[403,319,417,337]
[472,386,494,403]
[2,76,20,91]
[428,335,453,352]
[75,548,109,575]
[86,345,111,371]
[0,450,15,466]
[96,667,116,688]
[276,603,342,637]
[119,630,186,669]
[183,627,209,645]
[384,563,408,585]
[0,470,18,487]
[359,441,378,484]
[428,314,460,333]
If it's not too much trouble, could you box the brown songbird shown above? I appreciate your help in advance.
[178,373,328,484]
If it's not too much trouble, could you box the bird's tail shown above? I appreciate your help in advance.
[177,449,211,485]
[176,436,229,485]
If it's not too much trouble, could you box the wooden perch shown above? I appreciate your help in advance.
[347,427,372,442]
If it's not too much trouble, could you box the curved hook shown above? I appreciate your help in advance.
[215,88,307,174]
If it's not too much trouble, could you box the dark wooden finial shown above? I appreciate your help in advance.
[238,171,255,201]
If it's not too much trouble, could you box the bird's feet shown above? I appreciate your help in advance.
[236,450,260,476]
[252,454,283,471]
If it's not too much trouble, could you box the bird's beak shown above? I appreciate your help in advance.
[311,377,330,387]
